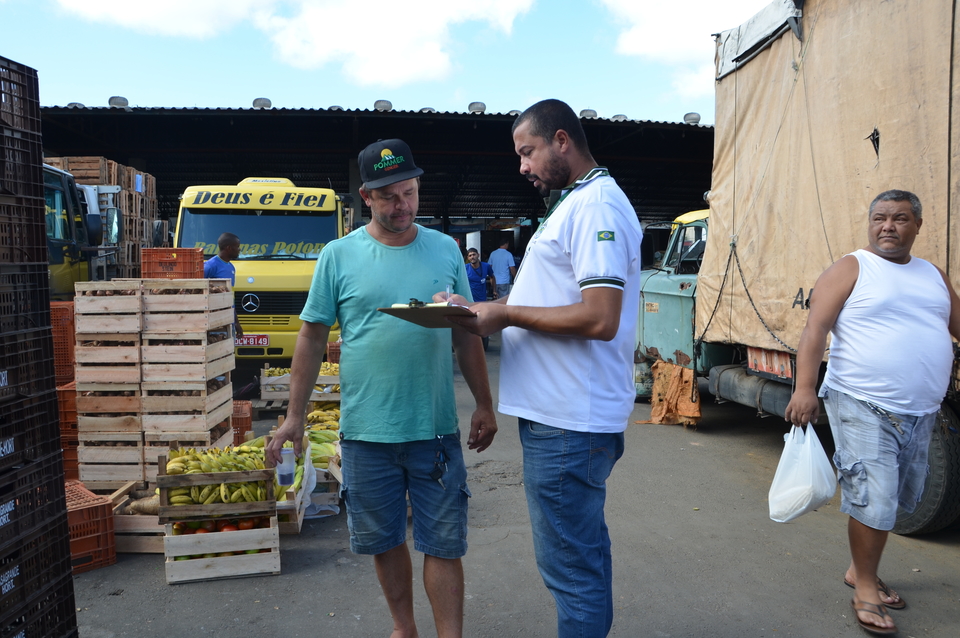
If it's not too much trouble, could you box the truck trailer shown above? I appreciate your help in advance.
[636,0,960,534]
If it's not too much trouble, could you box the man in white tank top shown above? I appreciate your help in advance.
[785,190,960,635]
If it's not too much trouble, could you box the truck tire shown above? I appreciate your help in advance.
[893,404,960,535]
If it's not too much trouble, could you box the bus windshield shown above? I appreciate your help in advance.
[178,207,339,259]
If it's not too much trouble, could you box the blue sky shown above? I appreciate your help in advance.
[1,0,771,125]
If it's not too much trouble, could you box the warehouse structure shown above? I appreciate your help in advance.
[39,104,713,252]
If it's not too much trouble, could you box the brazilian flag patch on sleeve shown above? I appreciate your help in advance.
[597,230,615,242]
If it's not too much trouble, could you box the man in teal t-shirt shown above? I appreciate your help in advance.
[266,139,497,638]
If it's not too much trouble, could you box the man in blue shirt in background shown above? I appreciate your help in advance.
[489,238,516,298]
[204,232,243,337]
[465,247,495,301]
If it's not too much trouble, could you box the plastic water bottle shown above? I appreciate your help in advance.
[277,448,296,486]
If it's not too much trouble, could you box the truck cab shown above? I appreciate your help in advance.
[44,164,103,299]
[636,210,734,396]
[174,177,345,368]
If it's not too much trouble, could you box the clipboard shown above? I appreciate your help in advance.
[377,303,476,329]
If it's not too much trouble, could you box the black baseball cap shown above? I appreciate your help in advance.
[358,138,424,189]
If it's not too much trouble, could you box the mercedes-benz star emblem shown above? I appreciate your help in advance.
[241,293,260,312]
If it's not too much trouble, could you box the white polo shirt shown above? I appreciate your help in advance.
[499,169,642,433]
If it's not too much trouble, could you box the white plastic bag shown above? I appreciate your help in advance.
[768,424,837,522]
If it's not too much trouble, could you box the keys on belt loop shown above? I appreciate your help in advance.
[430,434,448,490]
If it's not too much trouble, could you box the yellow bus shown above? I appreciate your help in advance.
[174,177,344,363]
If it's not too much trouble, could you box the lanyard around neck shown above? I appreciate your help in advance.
[542,167,609,221]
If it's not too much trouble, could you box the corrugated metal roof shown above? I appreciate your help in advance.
[40,105,714,226]
[45,104,712,128]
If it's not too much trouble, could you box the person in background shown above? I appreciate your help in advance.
[785,190,960,636]
[204,232,243,337]
[489,238,517,298]
[465,247,496,301]
[443,98,642,638]
[266,138,497,638]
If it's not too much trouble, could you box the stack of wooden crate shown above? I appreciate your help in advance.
[44,155,159,278]
[74,280,145,487]
[72,279,235,489]
[140,278,235,481]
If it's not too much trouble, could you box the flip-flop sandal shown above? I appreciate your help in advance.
[850,599,898,635]
[844,577,907,609]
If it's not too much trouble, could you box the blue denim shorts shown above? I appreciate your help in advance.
[822,387,937,531]
[339,431,470,558]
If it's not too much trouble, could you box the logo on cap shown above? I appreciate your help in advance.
[374,149,405,172]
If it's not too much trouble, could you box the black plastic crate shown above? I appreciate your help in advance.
[0,127,42,199]
[0,453,67,556]
[0,392,59,475]
[0,330,56,407]
[0,56,40,134]
[0,570,76,638]
[0,264,49,333]
[0,198,46,264]
[0,515,72,622]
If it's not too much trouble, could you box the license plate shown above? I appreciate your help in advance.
[235,334,269,347]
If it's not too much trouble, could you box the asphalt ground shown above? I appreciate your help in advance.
[75,334,960,638]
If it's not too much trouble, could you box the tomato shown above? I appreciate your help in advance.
[194,527,209,534]
[200,520,216,532]
[216,552,234,557]
[174,556,190,561]
[244,549,260,554]
[202,553,217,558]
[220,524,239,532]
[237,519,255,530]
[186,521,202,529]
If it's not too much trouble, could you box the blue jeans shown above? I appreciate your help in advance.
[822,387,936,531]
[519,418,625,638]
[340,431,470,558]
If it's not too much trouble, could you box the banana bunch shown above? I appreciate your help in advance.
[263,367,291,377]
[309,429,339,469]
[164,443,279,505]
[167,482,266,506]
[306,402,340,428]
[318,362,340,376]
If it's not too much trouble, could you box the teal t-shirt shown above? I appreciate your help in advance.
[300,225,472,443]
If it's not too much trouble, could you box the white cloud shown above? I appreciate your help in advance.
[255,0,534,87]
[55,0,274,38]
[600,1,772,99]
[55,0,534,87]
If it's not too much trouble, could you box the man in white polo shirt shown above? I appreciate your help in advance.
[446,99,642,638]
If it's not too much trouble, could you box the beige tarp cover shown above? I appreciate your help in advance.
[699,0,960,351]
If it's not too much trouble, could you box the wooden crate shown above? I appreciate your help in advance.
[141,330,233,364]
[163,517,280,584]
[74,334,140,383]
[141,278,232,312]
[76,382,141,433]
[109,482,164,554]
[78,432,145,483]
[141,352,234,384]
[276,482,309,535]
[261,372,341,402]
[156,458,276,524]
[141,278,233,333]
[74,280,141,333]
[76,382,140,413]
[141,396,233,435]
[141,380,233,414]
[143,308,234,333]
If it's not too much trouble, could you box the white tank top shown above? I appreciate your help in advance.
[821,249,953,415]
